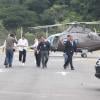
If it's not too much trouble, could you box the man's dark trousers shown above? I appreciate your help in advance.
[4,48,14,66]
[19,49,26,63]
[64,53,74,69]
[35,51,41,67]
[41,51,49,68]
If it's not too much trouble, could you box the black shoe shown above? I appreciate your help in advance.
[37,65,40,67]
[42,66,47,69]
[5,65,8,68]
[63,65,66,69]
[45,64,47,68]
[9,64,12,68]
[71,68,75,70]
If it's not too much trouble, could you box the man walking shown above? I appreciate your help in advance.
[4,33,17,68]
[37,36,50,68]
[63,35,77,70]
[31,38,41,67]
[17,35,28,66]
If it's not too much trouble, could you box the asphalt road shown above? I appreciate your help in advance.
[0,51,100,100]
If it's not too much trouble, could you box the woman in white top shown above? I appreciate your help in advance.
[17,35,28,66]
[31,38,41,67]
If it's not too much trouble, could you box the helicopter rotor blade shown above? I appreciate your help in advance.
[28,21,100,29]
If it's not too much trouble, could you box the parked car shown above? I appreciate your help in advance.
[95,58,100,78]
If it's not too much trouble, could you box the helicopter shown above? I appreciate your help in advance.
[29,21,100,58]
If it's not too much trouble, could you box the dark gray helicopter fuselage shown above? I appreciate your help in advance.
[47,25,100,54]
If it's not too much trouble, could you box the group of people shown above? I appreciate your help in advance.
[3,33,77,70]
[31,36,50,68]
[3,34,51,69]
[3,34,28,68]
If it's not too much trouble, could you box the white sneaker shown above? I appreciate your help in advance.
[22,63,25,66]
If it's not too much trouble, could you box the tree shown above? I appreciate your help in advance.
[70,0,100,21]
[54,0,70,5]
[0,0,20,5]
[0,6,38,31]
[41,5,68,25]
[24,0,51,13]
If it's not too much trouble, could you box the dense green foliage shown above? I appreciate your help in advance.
[0,0,99,30]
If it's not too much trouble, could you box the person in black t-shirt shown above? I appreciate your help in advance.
[37,36,50,68]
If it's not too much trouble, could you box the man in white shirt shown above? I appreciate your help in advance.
[17,35,28,66]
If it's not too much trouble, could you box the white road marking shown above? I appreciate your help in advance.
[0,90,85,97]
[0,69,6,72]
[56,71,70,76]
[0,69,12,73]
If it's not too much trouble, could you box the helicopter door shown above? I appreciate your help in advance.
[52,36,59,50]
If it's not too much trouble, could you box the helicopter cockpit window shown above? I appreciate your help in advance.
[74,39,79,45]
[53,36,59,48]
[88,32,100,40]
[53,36,59,43]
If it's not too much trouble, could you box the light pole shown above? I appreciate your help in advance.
[46,27,49,38]
[20,27,23,39]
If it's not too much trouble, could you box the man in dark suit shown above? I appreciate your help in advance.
[63,35,77,70]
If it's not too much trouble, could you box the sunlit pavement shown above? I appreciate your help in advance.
[0,51,100,100]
